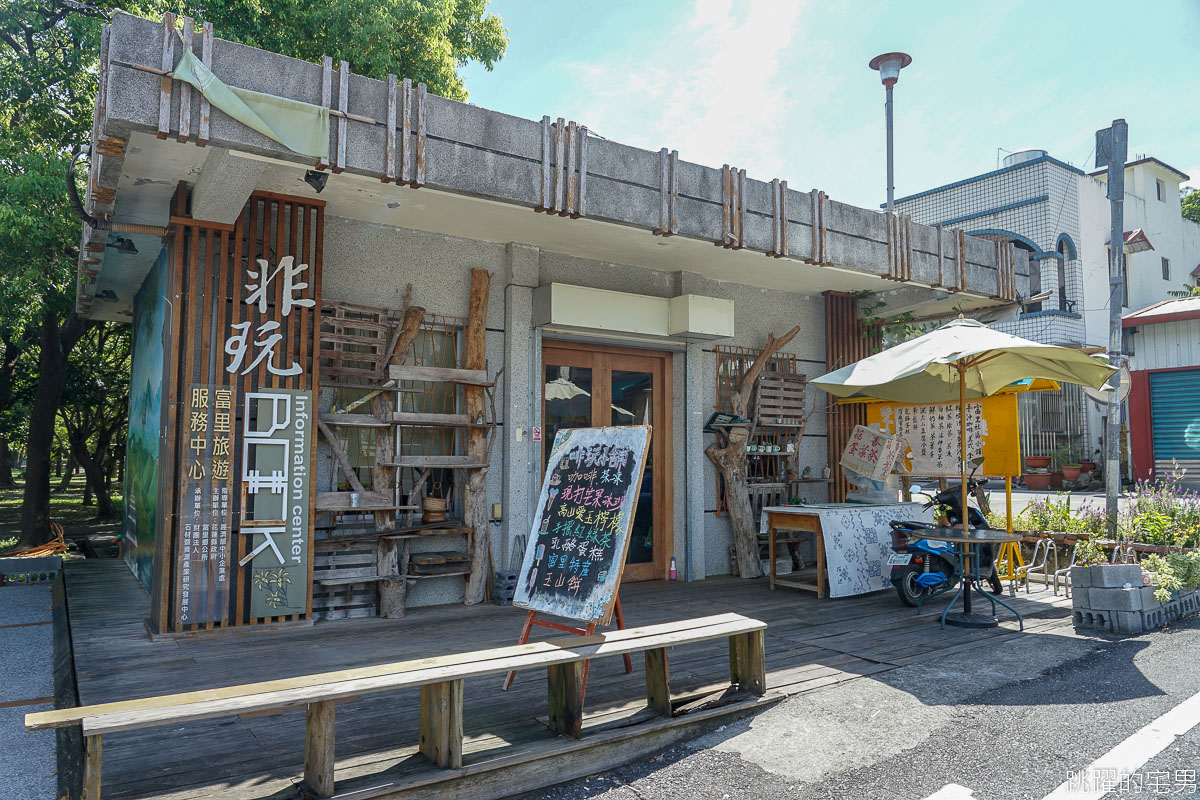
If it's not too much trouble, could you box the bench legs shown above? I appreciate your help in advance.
[546,660,585,739]
[419,679,464,768]
[304,700,336,797]
[84,734,102,800]
[644,647,672,717]
[729,630,766,696]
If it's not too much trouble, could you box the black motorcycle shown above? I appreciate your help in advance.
[887,459,1004,607]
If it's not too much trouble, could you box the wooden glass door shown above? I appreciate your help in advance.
[542,342,672,582]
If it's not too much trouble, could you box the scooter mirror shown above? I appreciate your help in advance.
[968,456,985,469]
[908,485,923,495]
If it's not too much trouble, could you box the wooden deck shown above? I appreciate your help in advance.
[63,559,1074,799]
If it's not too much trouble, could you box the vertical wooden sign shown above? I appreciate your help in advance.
[159,188,324,633]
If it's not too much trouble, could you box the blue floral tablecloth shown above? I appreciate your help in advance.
[759,503,935,597]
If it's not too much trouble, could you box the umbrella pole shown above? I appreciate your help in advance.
[959,361,973,615]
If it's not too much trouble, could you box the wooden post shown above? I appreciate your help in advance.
[644,647,672,717]
[84,734,102,800]
[463,269,493,604]
[729,630,766,695]
[547,660,585,739]
[303,700,336,798]
[419,679,464,768]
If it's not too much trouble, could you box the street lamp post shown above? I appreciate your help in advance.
[869,52,912,213]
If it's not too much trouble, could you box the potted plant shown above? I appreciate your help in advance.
[1024,471,1052,490]
[1025,454,1052,470]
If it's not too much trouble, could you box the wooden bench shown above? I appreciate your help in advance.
[26,613,766,799]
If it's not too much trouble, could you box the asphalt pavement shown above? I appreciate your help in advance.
[523,616,1200,800]
[0,584,56,800]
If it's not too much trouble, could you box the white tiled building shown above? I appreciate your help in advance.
[895,150,1200,466]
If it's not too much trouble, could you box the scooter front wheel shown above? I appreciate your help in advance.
[895,564,934,608]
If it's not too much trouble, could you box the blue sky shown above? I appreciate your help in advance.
[460,0,1200,210]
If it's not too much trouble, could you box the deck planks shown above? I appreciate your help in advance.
[62,560,1073,799]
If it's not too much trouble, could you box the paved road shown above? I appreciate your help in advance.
[525,617,1200,800]
[0,584,56,800]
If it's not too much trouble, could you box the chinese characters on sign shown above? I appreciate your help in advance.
[224,256,314,376]
[177,384,234,625]
[513,426,651,624]
[238,389,311,618]
[878,401,986,476]
[840,424,906,482]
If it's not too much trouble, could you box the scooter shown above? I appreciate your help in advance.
[887,457,1003,607]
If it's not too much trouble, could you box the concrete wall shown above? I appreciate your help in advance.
[317,218,833,606]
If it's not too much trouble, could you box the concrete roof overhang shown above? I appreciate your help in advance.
[82,11,1029,323]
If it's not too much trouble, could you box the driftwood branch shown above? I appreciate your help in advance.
[708,324,802,579]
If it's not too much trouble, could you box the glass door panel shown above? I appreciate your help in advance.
[541,344,670,582]
[612,370,653,567]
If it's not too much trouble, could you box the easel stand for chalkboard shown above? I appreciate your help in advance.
[502,595,633,693]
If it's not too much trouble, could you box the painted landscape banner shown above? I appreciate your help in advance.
[513,426,651,625]
[123,248,168,593]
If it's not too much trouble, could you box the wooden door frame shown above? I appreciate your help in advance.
[541,340,674,582]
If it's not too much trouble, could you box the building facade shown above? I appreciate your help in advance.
[83,12,1026,632]
[895,149,1200,473]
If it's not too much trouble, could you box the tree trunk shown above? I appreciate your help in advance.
[82,479,93,506]
[706,434,762,578]
[18,311,91,549]
[75,444,116,519]
[56,455,76,492]
[705,325,801,579]
[0,436,14,488]
[55,448,62,478]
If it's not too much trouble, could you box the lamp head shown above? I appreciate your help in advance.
[869,52,912,86]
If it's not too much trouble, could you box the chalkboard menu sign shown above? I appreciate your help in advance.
[513,426,652,625]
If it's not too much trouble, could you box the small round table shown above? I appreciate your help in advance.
[912,528,1025,630]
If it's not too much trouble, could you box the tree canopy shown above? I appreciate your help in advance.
[1183,189,1200,225]
[0,0,507,542]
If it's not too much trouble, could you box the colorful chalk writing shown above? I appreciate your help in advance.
[513,426,651,624]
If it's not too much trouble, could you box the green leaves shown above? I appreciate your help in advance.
[171,0,508,100]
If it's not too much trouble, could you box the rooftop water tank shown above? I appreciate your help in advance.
[1002,149,1048,168]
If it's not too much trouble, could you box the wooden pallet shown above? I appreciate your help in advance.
[318,301,392,382]
[312,540,380,620]
[754,374,807,426]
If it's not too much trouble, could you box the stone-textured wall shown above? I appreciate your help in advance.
[318,217,834,606]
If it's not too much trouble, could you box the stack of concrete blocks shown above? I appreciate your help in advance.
[1072,563,1200,634]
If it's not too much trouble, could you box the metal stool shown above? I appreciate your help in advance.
[1052,543,1078,597]
[1014,538,1051,594]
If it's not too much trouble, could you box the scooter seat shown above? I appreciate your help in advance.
[890,520,936,530]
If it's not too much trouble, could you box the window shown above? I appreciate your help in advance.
[1162,257,1171,281]
[1157,179,1166,202]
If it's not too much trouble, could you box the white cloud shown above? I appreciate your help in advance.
[565,0,807,182]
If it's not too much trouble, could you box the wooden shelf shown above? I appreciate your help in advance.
[316,492,397,512]
[320,413,389,428]
[317,574,384,586]
[747,452,792,457]
[379,455,487,469]
[391,412,491,428]
[387,365,490,385]
[401,571,471,580]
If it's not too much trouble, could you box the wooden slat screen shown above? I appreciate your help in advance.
[823,291,879,503]
[156,187,324,633]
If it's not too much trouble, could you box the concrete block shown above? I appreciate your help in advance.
[1070,587,1090,611]
[1139,586,1160,609]
[1089,586,1144,612]
[1091,564,1142,588]
[1112,610,1145,635]
[1070,565,1093,588]
[1072,609,1113,633]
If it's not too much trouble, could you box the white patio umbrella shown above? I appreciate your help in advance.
[811,318,1116,533]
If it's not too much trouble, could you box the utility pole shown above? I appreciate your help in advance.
[1097,119,1127,535]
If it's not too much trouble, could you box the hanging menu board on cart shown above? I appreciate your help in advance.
[513,426,651,625]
